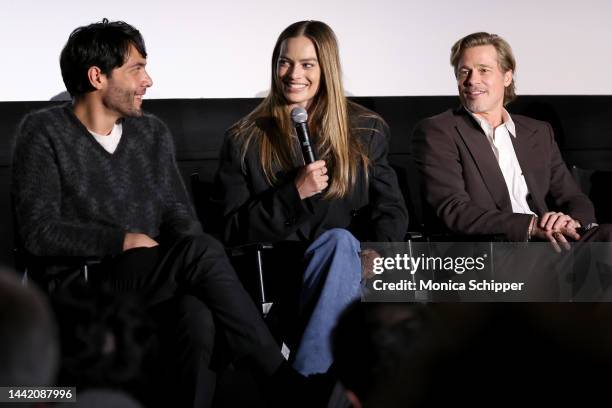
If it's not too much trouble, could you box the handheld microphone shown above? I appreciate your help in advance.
[291,107,317,165]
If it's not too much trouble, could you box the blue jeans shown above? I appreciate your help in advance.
[292,228,361,375]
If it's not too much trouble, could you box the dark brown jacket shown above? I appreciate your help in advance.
[412,107,596,241]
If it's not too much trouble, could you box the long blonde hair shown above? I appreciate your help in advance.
[230,20,370,199]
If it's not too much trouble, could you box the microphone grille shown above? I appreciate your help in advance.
[290,107,308,124]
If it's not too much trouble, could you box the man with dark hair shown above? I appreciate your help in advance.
[413,32,610,245]
[59,19,149,99]
[11,19,305,408]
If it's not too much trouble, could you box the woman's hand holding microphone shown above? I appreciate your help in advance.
[295,160,328,199]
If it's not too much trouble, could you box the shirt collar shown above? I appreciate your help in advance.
[465,107,516,138]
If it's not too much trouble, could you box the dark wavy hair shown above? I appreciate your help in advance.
[60,18,147,97]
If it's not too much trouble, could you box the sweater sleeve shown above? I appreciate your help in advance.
[11,114,126,257]
[156,119,203,240]
[213,132,312,245]
[367,117,409,241]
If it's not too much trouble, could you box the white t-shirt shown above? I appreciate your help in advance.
[89,122,123,154]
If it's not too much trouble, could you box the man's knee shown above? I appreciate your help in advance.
[594,224,612,242]
[580,224,612,242]
[177,234,227,259]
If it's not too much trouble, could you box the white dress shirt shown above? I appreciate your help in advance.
[467,109,534,215]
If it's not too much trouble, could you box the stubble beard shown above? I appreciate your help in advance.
[105,86,143,118]
[460,93,488,115]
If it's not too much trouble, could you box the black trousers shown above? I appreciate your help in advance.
[90,234,283,408]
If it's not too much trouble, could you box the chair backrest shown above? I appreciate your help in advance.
[190,172,224,240]
[5,96,612,266]
[389,157,424,233]
[571,165,612,224]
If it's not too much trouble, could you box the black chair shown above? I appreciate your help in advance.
[390,158,503,243]
[571,165,612,224]
[11,194,100,291]
[190,172,274,316]
[13,248,100,292]
[390,159,425,239]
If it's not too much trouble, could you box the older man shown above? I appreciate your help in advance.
[413,32,610,245]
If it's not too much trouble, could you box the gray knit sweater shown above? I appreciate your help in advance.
[11,103,202,257]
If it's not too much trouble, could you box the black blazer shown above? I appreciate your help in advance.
[412,107,596,241]
[213,104,408,246]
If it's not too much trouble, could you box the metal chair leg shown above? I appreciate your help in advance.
[21,269,29,287]
[255,248,273,316]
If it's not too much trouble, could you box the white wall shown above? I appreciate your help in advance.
[1,0,611,101]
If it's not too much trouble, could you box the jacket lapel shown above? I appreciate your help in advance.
[453,108,513,212]
[510,118,547,215]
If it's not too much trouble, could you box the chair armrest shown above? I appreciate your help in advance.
[424,232,506,242]
[227,242,274,257]
[405,231,425,241]
[13,247,101,269]
[13,248,102,290]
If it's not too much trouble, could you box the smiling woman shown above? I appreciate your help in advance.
[213,20,408,376]
[277,36,321,110]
